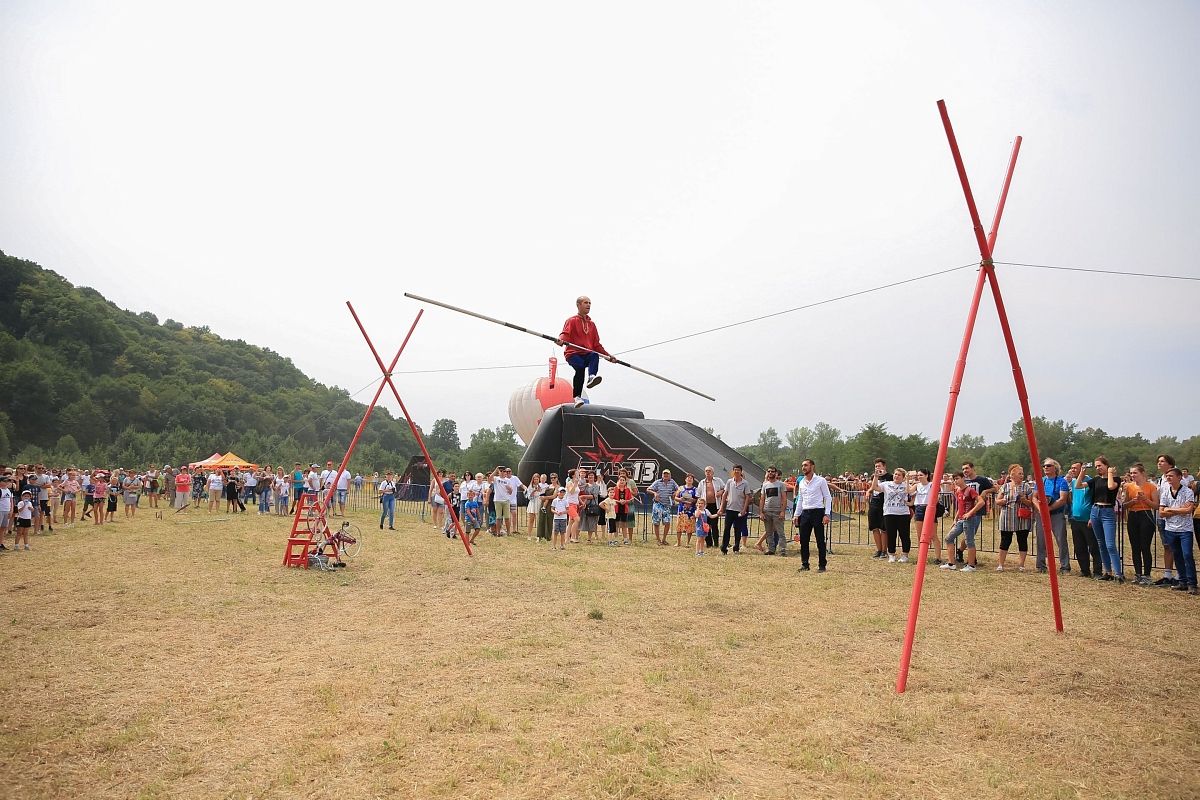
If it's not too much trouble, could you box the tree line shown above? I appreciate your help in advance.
[733,419,1200,478]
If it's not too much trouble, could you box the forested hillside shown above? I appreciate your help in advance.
[0,251,418,468]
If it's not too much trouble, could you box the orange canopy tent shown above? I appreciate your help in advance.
[208,452,259,470]
[188,452,223,470]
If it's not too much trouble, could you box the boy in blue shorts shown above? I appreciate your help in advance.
[463,487,482,544]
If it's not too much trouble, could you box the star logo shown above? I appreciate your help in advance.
[568,425,640,469]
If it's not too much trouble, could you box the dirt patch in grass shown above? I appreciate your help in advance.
[1,509,1198,799]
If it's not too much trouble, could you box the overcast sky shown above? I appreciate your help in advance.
[3,1,1197,449]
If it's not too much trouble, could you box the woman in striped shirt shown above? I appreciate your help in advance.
[994,464,1036,572]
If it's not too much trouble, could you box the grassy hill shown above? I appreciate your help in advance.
[0,250,417,468]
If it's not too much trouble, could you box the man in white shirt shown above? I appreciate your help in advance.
[335,468,351,516]
[321,465,337,511]
[718,465,753,555]
[305,465,322,506]
[792,459,833,572]
[698,465,725,549]
[491,468,514,535]
[1159,468,1197,594]
[501,467,523,535]
[1155,454,1180,585]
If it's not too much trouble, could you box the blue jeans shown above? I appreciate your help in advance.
[1163,527,1196,588]
[258,489,271,513]
[380,494,395,528]
[1089,505,1120,575]
[276,494,289,514]
[945,516,980,549]
[567,352,599,397]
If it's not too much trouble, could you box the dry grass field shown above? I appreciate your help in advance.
[2,506,1198,800]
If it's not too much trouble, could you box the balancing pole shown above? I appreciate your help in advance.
[346,302,472,556]
[403,292,716,402]
[896,100,1062,694]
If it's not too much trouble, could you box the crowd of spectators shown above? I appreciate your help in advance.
[417,454,1197,592]
[5,453,1195,594]
[0,460,376,551]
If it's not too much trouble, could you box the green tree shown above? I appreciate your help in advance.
[55,434,81,458]
[756,427,782,462]
[845,422,894,473]
[462,426,523,470]
[809,422,843,474]
[787,426,815,455]
[428,418,462,453]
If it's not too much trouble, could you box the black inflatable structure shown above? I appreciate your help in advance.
[519,405,764,488]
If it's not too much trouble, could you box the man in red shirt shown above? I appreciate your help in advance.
[556,296,616,407]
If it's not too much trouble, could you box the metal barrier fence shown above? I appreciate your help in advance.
[322,484,1176,573]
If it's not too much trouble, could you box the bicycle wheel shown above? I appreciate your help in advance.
[306,509,328,537]
[338,524,362,558]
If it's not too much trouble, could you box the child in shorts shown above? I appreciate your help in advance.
[81,478,94,519]
[106,481,119,522]
[463,489,482,544]
[15,490,34,550]
[676,481,697,547]
[600,488,619,546]
[695,505,713,556]
[551,487,569,550]
[92,475,108,526]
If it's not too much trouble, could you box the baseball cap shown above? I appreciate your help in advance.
[556,487,566,492]
[21,489,32,496]
[311,463,320,468]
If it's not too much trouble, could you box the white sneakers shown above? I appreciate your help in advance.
[940,562,957,570]
[960,564,976,572]
[573,397,584,408]
[586,375,603,388]
[887,554,897,563]
[995,565,1004,572]
[898,555,909,563]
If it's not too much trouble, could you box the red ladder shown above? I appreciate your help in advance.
[282,492,321,568]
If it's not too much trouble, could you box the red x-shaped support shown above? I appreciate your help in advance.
[896,100,1063,693]
[317,304,472,556]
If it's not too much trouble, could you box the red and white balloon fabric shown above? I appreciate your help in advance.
[508,358,584,444]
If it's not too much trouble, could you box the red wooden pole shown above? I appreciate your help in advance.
[896,265,989,693]
[318,310,424,518]
[346,302,473,556]
[986,137,1022,254]
[983,267,1065,631]
[938,100,993,262]
[896,102,1026,693]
